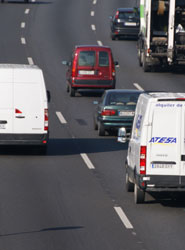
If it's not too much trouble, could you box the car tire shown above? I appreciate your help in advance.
[138,49,142,67]
[111,35,116,41]
[98,122,105,136]
[1,0,4,2]
[66,85,69,93]
[134,184,145,204]
[126,170,134,192]
[69,86,76,97]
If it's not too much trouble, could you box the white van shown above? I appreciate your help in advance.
[0,64,49,151]
[118,92,185,203]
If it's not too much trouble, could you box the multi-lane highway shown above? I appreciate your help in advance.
[0,0,185,249]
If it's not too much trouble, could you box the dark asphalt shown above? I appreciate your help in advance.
[0,0,185,250]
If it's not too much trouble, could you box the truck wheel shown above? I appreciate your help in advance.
[134,184,145,204]
[98,122,105,136]
[138,50,142,67]
[1,0,4,2]
[143,55,150,72]
[69,86,76,97]
[126,171,134,192]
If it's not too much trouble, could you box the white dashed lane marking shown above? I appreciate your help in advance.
[21,22,26,28]
[91,11,95,16]
[93,0,97,4]
[21,37,26,45]
[114,206,133,229]
[91,24,96,31]
[27,57,34,65]
[133,83,144,91]
[56,111,67,124]
[81,153,95,169]
[25,9,30,14]
[97,40,103,46]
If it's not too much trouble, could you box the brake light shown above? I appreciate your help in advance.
[15,108,22,114]
[101,109,116,116]
[72,61,77,77]
[112,68,115,76]
[44,109,48,131]
[140,146,146,175]
[115,11,119,19]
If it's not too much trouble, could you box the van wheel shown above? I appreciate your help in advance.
[134,184,145,204]
[126,171,134,192]
[69,87,75,97]
[98,122,105,136]
[138,50,142,67]
[143,55,151,72]
[66,85,69,93]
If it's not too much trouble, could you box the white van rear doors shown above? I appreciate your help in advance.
[147,103,182,176]
[0,82,13,134]
[13,83,44,134]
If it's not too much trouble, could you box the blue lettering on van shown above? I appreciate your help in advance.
[136,115,142,129]
[149,137,177,144]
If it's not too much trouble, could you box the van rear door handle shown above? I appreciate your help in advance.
[15,116,25,119]
[0,120,7,124]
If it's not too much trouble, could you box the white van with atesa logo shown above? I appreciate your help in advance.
[118,92,185,203]
[0,64,50,153]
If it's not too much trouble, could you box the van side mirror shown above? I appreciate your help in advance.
[47,90,51,103]
[114,61,119,68]
[62,61,71,66]
[117,127,127,143]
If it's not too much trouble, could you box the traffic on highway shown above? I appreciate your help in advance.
[0,0,185,250]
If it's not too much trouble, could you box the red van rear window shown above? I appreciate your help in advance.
[99,51,109,66]
[78,51,95,66]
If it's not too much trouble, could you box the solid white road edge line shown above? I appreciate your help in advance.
[114,206,133,229]
[91,11,95,16]
[21,37,26,44]
[133,83,144,91]
[25,9,30,14]
[97,40,103,46]
[21,22,26,28]
[56,111,67,124]
[91,24,96,31]
[81,153,95,169]
[27,57,34,65]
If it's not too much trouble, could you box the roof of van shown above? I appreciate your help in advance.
[0,64,43,84]
[0,64,39,70]
[75,45,111,50]
[142,92,185,100]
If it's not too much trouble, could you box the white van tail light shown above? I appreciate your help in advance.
[44,109,48,131]
[15,108,22,114]
[140,146,147,175]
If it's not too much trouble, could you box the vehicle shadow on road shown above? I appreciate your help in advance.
[0,226,83,237]
[145,192,185,208]
[0,138,128,156]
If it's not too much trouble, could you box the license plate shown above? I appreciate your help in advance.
[119,111,135,116]
[0,124,6,129]
[124,22,137,26]
[78,70,95,75]
[151,164,173,169]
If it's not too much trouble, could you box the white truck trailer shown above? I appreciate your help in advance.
[138,0,185,71]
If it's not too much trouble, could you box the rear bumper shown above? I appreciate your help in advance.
[71,79,115,89]
[112,27,139,37]
[137,174,185,192]
[99,118,133,131]
[0,133,49,145]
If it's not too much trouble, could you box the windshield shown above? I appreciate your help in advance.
[106,92,140,107]
[118,11,139,19]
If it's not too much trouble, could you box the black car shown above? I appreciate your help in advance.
[93,89,143,136]
[110,8,140,40]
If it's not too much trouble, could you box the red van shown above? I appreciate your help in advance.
[62,45,118,97]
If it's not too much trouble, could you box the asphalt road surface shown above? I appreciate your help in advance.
[0,0,185,250]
